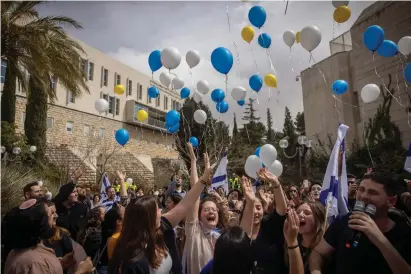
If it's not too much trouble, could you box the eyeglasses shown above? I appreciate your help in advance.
[203,207,219,213]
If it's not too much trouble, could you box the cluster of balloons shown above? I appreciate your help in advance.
[232,86,247,106]
[165,110,181,134]
[398,36,411,84]
[245,144,283,178]
[249,74,277,93]
[332,1,351,24]
[94,84,128,114]
[115,128,130,146]
[363,25,399,57]
[241,6,271,50]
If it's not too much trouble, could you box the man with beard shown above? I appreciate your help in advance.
[166,174,187,199]
[100,185,120,212]
[309,173,411,274]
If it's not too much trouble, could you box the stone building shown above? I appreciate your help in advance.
[301,1,411,150]
[2,38,186,190]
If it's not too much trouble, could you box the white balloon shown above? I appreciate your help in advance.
[197,80,210,95]
[297,135,307,145]
[361,84,380,103]
[231,86,247,101]
[260,144,278,166]
[332,1,349,8]
[268,160,283,177]
[300,25,322,52]
[398,36,411,56]
[95,98,109,113]
[161,47,181,70]
[37,180,43,187]
[186,50,201,68]
[279,139,289,149]
[244,155,263,179]
[159,72,172,88]
[171,77,184,90]
[126,178,133,184]
[193,109,207,124]
[283,30,296,48]
[193,91,203,103]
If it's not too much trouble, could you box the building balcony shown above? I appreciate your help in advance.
[329,31,352,55]
[125,99,168,131]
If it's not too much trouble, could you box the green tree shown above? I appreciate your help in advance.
[266,108,274,143]
[239,98,266,146]
[295,112,305,136]
[175,98,230,170]
[232,113,239,138]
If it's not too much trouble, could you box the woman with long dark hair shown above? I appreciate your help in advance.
[108,144,213,274]
[77,206,105,260]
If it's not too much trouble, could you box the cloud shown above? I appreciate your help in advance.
[37,1,372,132]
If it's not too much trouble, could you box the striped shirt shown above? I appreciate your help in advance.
[100,195,120,212]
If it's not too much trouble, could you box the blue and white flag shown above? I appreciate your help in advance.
[319,124,350,224]
[100,173,111,200]
[212,151,229,195]
[405,142,411,173]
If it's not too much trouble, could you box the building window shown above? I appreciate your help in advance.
[103,93,108,102]
[115,98,120,115]
[147,88,152,104]
[156,96,160,107]
[128,79,132,96]
[88,62,94,81]
[68,90,75,104]
[103,69,108,86]
[47,117,54,129]
[164,96,168,110]
[21,112,26,125]
[99,127,105,138]
[1,59,7,83]
[81,59,87,77]
[66,121,74,134]
[50,75,56,90]
[176,101,181,110]
[137,84,143,100]
[116,74,121,85]
[83,125,90,136]
[108,96,114,114]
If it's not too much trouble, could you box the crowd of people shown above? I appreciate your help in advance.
[2,143,411,274]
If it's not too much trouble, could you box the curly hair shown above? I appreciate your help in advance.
[77,206,103,246]
[198,195,228,230]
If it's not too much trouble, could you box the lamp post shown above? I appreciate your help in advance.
[1,145,37,164]
[279,135,312,177]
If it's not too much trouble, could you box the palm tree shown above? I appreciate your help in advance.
[1,1,89,159]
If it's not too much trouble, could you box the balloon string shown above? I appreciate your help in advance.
[249,44,259,73]
[289,48,295,73]
[265,49,277,76]
[332,20,336,40]
[268,87,271,101]
[284,1,289,15]
[225,74,228,94]
[226,5,240,64]
[361,103,375,167]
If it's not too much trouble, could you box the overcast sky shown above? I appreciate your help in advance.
[38,1,372,131]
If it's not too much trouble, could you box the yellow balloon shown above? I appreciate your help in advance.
[296,31,301,44]
[136,109,148,122]
[264,74,277,88]
[114,84,125,95]
[241,26,255,43]
[333,5,351,23]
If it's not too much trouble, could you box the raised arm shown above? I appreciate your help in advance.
[240,176,256,237]
[163,151,213,227]
[258,169,287,216]
[284,209,304,274]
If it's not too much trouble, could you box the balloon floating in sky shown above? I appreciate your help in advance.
[332,80,349,95]
[360,83,380,103]
[211,89,225,103]
[211,47,233,75]
[249,74,263,92]
[136,109,148,122]
[180,87,190,99]
[95,99,109,114]
[264,74,277,88]
[300,25,322,52]
[248,6,266,29]
[171,77,184,90]
[165,110,181,127]
[114,85,125,95]
[238,99,245,106]
[255,147,261,157]
[189,136,199,147]
[258,33,272,49]
[115,129,130,146]
[197,80,211,95]
[241,26,255,43]
[148,86,160,98]
[148,50,162,72]
[193,109,207,124]
[296,31,301,44]
[186,50,201,68]
[216,101,229,114]
[283,31,296,48]
[363,25,384,52]
[161,47,181,70]
[159,72,172,87]
[333,5,351,23]
[232,86,247,101]
[167,123,179,134]
[404,63,411,83]
[398,36,411,56]
[376,40,398,57]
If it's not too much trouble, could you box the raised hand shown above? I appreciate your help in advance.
[241,176,256,203]
[257,168,280,187]
[116,170,126,182]
[201,152,212,183]
[187,142,197,161]
[283,209,300,246]
[72,166,84,182]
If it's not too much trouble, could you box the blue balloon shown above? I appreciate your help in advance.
[255,147,261,157]
[237,99,245,106]
[165,110,180,127]
[148,86,159,98]
[248,6,266,29]
[148,50,162,72]
[363,25,384,52]
[115,128,129,146]
[211,47,233,75]
[180,87,190,99]
[211,89,225,103]
[249,74,263,92]
[376,40,398,57]
[168,123,179,134]
[258,33,271,49]
[405,63,411,83]
[189,136,199,147]
[216,101,229,114]
[332,80,349,95]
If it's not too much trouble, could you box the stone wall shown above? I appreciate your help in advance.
[152,158,188,187]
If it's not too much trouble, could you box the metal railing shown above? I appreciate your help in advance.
[147,117,166,129]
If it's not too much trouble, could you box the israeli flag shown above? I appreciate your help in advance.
[100,173,111,199]
[405,142,411,173]
[319,124,350,224]
[212,150,229,195]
